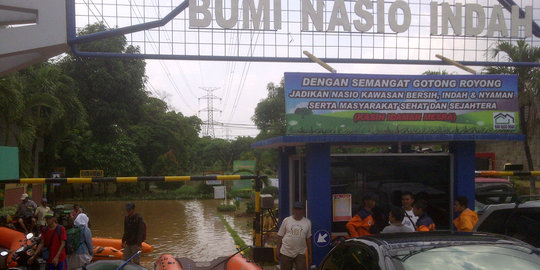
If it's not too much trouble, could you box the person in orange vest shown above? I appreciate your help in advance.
[453,196,478,232]
[346,193,377,237]
[412,199,436,232]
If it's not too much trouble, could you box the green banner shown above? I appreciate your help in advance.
[285,73,519,135]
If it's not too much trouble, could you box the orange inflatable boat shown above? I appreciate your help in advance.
[92,238,153,253]
[0,227,28,267]
[154,254,181,270]
[92,246,123,261]
[154,253,262,270]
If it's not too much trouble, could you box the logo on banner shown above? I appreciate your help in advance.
[314,230,330,247]
[493,112,516,130]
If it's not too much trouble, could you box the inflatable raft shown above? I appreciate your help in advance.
[92,246,123,261]
[154,253,262,270]
[92,238,153,253]
[78,259,146,270]
[0,227,27,267]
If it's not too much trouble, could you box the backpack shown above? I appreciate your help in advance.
[66,226,82,255]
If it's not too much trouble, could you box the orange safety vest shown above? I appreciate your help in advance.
[416,214,436,232]
[346,209,374,237]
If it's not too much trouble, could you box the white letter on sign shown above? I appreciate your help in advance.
[487,5,508,37]
[189,0,211,27]
[442,2,462,35]
[465,4,485,36]
[388,0,410,33]
[302,0,323,31]
[216,0,238,29]
[328,0,350,32]
[354,0,373,32]
[511,5,532,38]
[243,0,270,30]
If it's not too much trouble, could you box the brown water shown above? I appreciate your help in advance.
[75,200,252,269]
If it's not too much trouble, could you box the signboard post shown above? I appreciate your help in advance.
[285,73,519,135]
[80,170,104,178]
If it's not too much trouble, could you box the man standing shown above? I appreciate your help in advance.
[453,196,478,232]
[401,191,417,231]
[346,193,377,237]
[35,198,50,231]
[276,202,312,270]
[413,200,436,232]
[29,211,68,270]
[381,207,415,233]
[122,202,144,265]
[15,193,37,234]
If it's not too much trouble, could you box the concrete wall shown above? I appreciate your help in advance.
[476,126,540,171]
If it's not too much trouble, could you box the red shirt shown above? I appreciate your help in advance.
[41,225,67,263]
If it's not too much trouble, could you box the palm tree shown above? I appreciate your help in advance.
[485,40,540,194]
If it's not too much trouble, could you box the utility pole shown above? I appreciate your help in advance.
[198,87,221,138]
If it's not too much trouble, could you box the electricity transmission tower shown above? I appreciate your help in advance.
[198,87,221,138]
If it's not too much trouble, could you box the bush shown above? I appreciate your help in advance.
[197,182,215,194]
[261,186,278,197]
[217,204,237,212]
[230,189,252,198]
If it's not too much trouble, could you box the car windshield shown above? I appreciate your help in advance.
[398,244,540,270]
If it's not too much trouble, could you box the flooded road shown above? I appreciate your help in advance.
[75,200,252,268]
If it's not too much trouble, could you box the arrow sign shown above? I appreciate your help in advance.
[314,230,330,247]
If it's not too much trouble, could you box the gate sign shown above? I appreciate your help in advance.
[284,72,519,135]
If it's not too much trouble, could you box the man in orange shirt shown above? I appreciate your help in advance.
[346,193,377,237]
[453,196,478,232]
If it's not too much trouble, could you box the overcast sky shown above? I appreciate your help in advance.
[73,0,539,139]
[145,60,471,139]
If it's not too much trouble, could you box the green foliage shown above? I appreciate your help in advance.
[230,189,253,199]
[152,151,184,190]
[261,186,278,197]
[252,80,286,139]
[197,182,215,195]
[245,201,255,214]
[217,204,237,212]
[485,40,540,173]
[217,213,248,249]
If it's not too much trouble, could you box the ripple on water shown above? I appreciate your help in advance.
[75,199,251,268]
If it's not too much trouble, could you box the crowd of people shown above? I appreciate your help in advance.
[13,194,145,270]
[275,192,479,270]
[345,191,478,235]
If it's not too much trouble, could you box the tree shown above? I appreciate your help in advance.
[0,63,86,177]
[252,79,287,175]
[61,23,147,142]
[485,40,540,193]
[252,80,286,139]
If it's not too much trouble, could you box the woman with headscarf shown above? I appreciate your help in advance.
[67,213,93,270]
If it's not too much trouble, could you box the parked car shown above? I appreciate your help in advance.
[316,232,540,270]
[474,200,540,247]
[475,177,517,212]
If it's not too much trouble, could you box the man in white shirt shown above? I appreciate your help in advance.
[401,191,418,231]
[34,198,50,230]
[276,202,312,270]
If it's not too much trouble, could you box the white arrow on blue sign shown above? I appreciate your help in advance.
[314,230,330,247]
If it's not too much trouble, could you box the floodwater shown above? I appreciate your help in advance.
[76,200,252,268]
